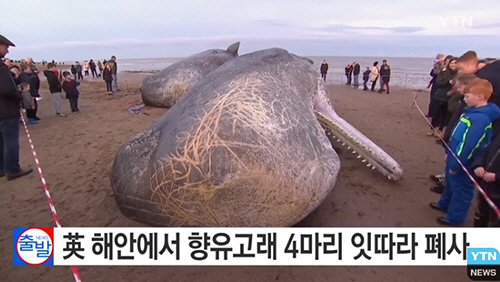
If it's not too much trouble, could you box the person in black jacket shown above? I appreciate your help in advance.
[0,34,33,180]
[71,65,77,79]
[89,59,98,78]
[471,132,500,227]
[352,62,361,88]
[9,64,20,85]
[457,51,500,136]
[427,54,446,116]
[75,62,83,80]
[427,57,457,138]
[378,59,391,94]
[43,63,67,117]
[102,63,114,95]
[19,64,41,120]
[24,57,41,100]
[440,73,478,145]
[362,67,370,91]
[345,63,353,85]
[320,60,328,82]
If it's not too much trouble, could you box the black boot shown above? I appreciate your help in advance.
[430,185,444,194]
[7,168,33,181]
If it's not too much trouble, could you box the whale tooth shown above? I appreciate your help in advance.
[372,166,376,170]
[357,155,361,159]
[352,150,356,154]
[342,143,346,146]
[366,164,371,167]
[361,159,366,163]
[388,176,392,180]
[347,146,351,150]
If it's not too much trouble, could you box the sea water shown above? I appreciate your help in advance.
[76,56,435,89]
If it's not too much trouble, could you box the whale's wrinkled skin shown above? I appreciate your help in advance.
[140,42,240,108]
[110,48,403,227]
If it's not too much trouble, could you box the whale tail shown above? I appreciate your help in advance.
[227,41,240,56]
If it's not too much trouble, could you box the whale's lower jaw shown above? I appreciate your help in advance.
[315,111,403,181]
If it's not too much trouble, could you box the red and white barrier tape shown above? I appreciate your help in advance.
[412,92,500,219]
[19,112,83,282]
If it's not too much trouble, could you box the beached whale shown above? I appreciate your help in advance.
[110,47,403,227]
[140,41,240,108]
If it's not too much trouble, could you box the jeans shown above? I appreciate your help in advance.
[353,75,359,86]
[0,118,21,175]
[112,74,118,91]
[437,155,474,224]
[321,73,326,82]
[68,96,79,112]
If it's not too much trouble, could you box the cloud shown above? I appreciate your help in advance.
[389,27,426,33]
[255,19,291,27]
[3,0,500,60]
[9,32,500,61]
[472,22,500,29]
[15,35,244,50]
[318,24,425,34]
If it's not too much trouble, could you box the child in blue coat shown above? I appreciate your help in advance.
[430,78,500,225]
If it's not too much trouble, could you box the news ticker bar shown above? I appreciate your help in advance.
[13,227,500,267]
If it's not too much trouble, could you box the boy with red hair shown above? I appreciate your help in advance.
[430,78,500,226]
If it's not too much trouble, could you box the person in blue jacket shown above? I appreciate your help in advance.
[430,78,500,226]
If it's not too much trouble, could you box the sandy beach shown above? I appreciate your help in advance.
[0,71,472,281]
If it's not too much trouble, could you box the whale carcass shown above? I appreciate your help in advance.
[111,47,403,227]
[140,41,240,108]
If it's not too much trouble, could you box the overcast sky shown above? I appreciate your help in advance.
[2,0,500,61]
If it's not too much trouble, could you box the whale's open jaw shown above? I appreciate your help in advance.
[313,81,403,181]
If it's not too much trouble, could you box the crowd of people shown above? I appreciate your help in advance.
[0,34,122,181]
[319,52,500,227]
[70,57,119,95]
[7,59,81,120]
[425,51,500,227]
[320,59,392,93]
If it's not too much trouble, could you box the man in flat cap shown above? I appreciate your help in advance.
[0,34,33,180]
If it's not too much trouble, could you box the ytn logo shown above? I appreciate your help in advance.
[440,16,473,28]
[467,248,500,265]
[467,248,500,281]
[472,252,497,261]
